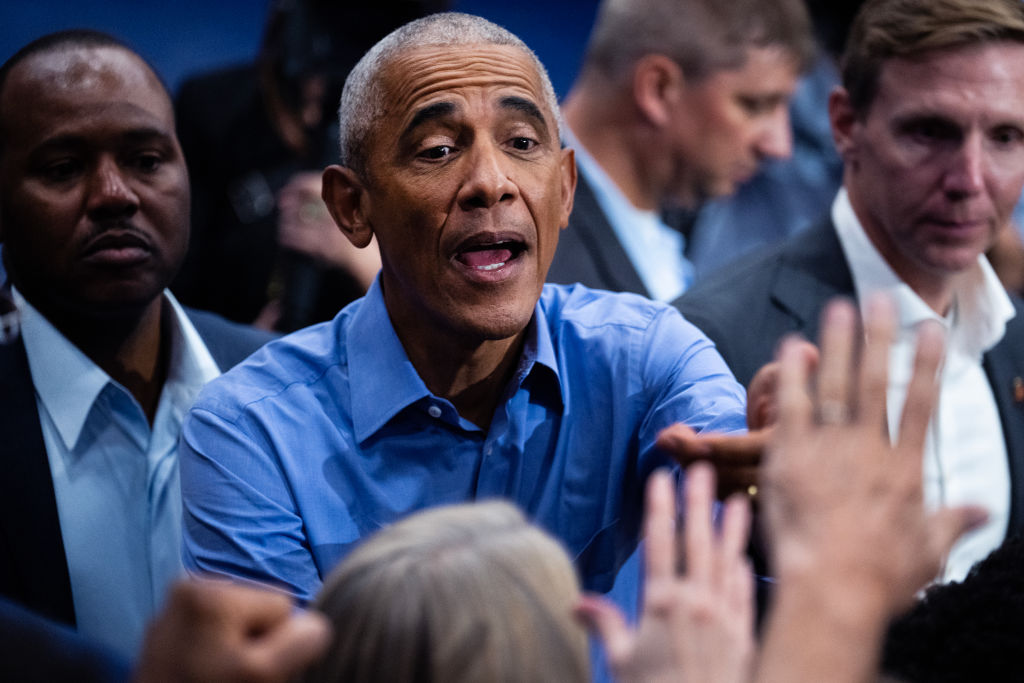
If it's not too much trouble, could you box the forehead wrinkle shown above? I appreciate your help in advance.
[386,45,554,123]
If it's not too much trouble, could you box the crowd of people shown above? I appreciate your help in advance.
[2,0,1024,681]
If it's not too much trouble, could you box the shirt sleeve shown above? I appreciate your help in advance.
[637,304,748,461]
[179,405,323,603]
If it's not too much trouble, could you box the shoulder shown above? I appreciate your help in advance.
[539,283,718,366]
[189,314,346,422]
[185,307,278,371]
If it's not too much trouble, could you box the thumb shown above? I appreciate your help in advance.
[575,594,634,665]
[242,609,332,680]
[927,505,989,561]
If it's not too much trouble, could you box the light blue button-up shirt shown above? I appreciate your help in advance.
[16,289,220,660]
[180,281,745,602]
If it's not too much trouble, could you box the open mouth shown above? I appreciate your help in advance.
[454,240,527,272]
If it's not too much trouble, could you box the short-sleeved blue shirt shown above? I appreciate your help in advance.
[180,281,745,601]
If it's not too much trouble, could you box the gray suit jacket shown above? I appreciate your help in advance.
[0,307,275,627]
[547,172,649,296]
[675,218,1024,536]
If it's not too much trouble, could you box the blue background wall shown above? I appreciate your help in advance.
[0,1,599,98]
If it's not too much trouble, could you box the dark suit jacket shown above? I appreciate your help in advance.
[675,218,1024,536]
[547,171,650,296]
[0,306,275,627]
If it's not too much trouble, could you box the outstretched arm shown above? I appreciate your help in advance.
[577,464,755,683]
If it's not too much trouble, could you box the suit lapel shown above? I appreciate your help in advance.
[570,174,650,295]
[0,340,75,626]
[768,219,857,341]
[983,309,1024,536]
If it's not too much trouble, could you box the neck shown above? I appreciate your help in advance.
[408,331,524,431]
[563,82,662,211]
[846,186,958,315]
[36,296,169,424]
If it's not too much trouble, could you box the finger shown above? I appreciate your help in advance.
[240,609,332,681]
[719,493,752,562]
[658,429,766,468]
[926,505,989,566]
[644,469,679,582]
[896,320,944,459]
[815,299,858,423]
[575,594,635,665]
[747,361,780,430]
[775,335,815,449]
[656,423,711,462]
[857,293,896,431]
[683,462,716,584]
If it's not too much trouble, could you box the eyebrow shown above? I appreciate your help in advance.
[499,96,548,131]
[403,101,457,138]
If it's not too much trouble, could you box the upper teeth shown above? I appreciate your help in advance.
[475,262,506,271]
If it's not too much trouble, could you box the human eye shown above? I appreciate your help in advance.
[38,158,83,184]
[418,144,455,160]
[901,118,958,144]
[991,125,1024,149]
[508,136,538,152]
[130,151,164,173]
[738,95,780,117]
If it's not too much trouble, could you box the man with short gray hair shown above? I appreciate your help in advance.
[546,0,814,301]
[179,12,747,617]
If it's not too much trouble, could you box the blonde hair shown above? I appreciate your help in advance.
[301,501,589,683]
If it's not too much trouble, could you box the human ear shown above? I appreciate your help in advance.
[633,54,685,129]
[321,165,374,248]
[558,147,577,230]
[829,87,860,165]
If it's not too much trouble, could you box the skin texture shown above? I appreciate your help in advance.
[756,296,987,683]
[562,44,799,210]
[0,46,189,322]
[663,46,799,206]
[134,579,330,683]
[0,45,190,419]
[577,465,755,683]
[323,43,575,428]
[831,41,1024,314]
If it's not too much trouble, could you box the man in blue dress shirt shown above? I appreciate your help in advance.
[179,12,747,610]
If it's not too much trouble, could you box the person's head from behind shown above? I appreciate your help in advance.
[830,0,1024,308]
[321,12,576,350]
[573,0,814,207]
[0,30,189,324]
[302,501,588,683]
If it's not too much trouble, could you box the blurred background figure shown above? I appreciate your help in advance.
[681,0,863,281]
[171,0,448,331]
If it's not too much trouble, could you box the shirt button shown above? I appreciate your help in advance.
[428,405,442,418]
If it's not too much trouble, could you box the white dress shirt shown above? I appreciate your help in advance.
[15,288,220,660]
[833,189,1014,582]
[563,125,694,301]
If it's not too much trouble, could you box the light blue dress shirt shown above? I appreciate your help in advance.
[180,281,745,603]
[16,289,220,660]
[564,127,695,300]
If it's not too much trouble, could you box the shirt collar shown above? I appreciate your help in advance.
[563,125,687,301]
[832,188,1014,356]
[15,287,219,451]
[347,278,564,442]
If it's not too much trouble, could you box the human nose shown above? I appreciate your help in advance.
[756,108,793,161]
[85,156,139,220]
[943,133,985,198]
[456,140,518,210]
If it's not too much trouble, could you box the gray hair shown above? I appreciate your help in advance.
[301,500,589,683]
[583,0,815,83]
[337,12,561,176]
